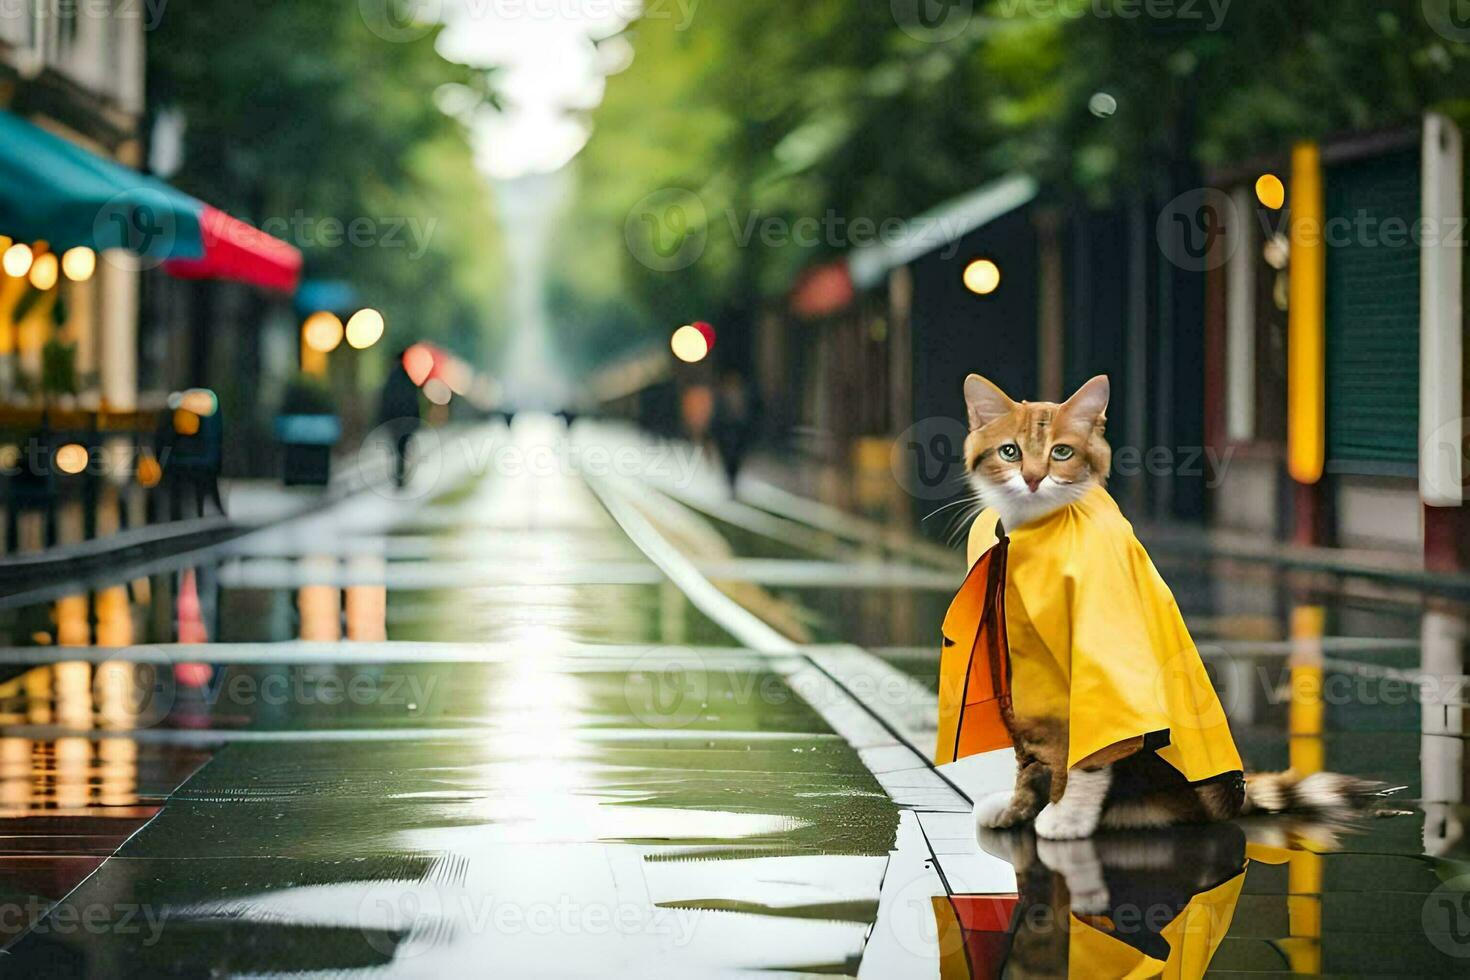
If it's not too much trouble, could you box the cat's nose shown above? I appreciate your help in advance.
[1025,478,1042,493]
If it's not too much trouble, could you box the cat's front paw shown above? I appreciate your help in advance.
[1033,801,1099,840]
[974,790,1027,829]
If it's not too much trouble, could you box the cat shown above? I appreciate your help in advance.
[960,373,1389,840]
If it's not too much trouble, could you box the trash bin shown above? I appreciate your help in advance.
[274,413,341,486]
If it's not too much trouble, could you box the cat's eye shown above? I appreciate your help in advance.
[997,443,1021,462]
[1050,445,1075,461]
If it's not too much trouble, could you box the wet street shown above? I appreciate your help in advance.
[0,417,1465,976]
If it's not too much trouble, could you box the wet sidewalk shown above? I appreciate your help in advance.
[0,417,1463,975]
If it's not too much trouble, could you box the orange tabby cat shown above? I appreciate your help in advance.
[961,373,1388,839]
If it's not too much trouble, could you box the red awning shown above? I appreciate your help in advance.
[164,205,302,295]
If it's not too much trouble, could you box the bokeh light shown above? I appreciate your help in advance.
[173,408,201,435]
[692,320,717,350]
[136,453,163,488]
[670,324,709,363]
[302,311,345,353]
[1088,92,1117,117]
[403,343,435,386]
[1255,173,1285,209]
[423,378,453,405]
[27,252,58,291]
[2,242,33,278]
[346,308,386,349]
[54,443,88,475]
[963,258,1001,295]
[179,388,218,417]
[61,246,96,282]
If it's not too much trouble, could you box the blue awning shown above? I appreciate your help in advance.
[0,109,204,258]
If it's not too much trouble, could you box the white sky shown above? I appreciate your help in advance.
[435,0,640,180]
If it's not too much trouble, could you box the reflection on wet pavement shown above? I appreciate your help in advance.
[0,417,1464,975]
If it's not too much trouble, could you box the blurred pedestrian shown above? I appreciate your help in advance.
[378,349,422,488]
[158,389,225,519]
[711,370,757,494]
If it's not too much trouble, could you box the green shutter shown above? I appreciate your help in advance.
[1324,148,1420,472]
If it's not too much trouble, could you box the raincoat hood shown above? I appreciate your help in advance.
[937,486,1242,785]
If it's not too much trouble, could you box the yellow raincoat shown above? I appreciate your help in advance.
[936,485,1242,784]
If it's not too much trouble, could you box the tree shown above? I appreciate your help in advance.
[147,0,504,361]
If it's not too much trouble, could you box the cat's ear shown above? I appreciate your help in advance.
[964,374,1015,430]
[1060,375,1110,427]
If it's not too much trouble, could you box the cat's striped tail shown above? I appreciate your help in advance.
[1241,771,1400,815]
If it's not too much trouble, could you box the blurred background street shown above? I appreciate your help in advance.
[0,1,1469,976]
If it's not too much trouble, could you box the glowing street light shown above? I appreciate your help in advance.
[2,242,33,278]
[671,324,709,363]
[28,252,58,291]
[346,308,385,349]
[1255,173,1285,210]
[302,311,345,353]
[61,246,96,282]
[963,258,1001,295]
[55,443,88,475]
[403,343,435,386]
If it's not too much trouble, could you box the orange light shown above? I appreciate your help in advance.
[963,259,1001,295]
[403,344,434,386]
[54,443,88,475]
[302,311,345,353]
[28,252,58,291]
[173,408,201,435]
[1255,173,1286,210]
[137,453,163,488]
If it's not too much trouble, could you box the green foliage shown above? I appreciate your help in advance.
[147,1,504,362]
[559,0,1470,369]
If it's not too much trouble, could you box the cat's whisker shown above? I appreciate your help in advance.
[921,495,981,523]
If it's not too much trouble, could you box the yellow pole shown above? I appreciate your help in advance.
[1288,141,1326,485]
[1284,604,1325,975]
